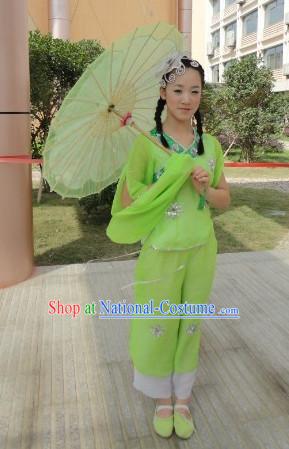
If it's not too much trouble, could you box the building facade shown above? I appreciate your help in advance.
[28,0,183,48]
[205,0,289,91]
[27,1,289,91]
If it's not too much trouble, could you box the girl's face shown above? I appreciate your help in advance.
[160,68,202,123]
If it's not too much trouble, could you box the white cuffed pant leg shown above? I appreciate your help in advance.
[172,370,198,399]
[133,367,197,399]
[133,367,173,398]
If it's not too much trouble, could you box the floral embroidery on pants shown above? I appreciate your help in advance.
[186,323,198,335]
[150,325,166,337]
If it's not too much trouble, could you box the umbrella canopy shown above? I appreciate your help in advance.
[43,22,184,198]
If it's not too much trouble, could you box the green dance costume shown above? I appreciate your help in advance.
[106,128,224,396]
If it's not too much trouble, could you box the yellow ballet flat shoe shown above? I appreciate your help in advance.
[153,404,174,438]
[174,404,195,439]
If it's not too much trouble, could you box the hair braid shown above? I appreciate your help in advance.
[194,108,204,155]
[154,97,169,148]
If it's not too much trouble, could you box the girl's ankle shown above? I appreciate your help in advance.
[174,394,192,404]
[156,397,173,405]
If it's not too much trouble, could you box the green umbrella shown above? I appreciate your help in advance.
[42,22,184,199]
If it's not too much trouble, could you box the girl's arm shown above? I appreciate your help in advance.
[205,172,231,209]
[120,135,151,208]
[191,136,230,209]
[121,181,153,208]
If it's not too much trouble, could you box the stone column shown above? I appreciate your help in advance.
[0,0,33,288]
[178,0,192,55]
[49,0,70,40]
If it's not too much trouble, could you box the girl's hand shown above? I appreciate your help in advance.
[190,167,210,195]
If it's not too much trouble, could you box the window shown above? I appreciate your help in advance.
[241,52,257,60]
[213,0,220,15]
[240,53,258,64]
[265,0,284,27]
[225,0,235,7]
[243,10,258,35]
[212,30,220,49]
[223,60,235,70]
[225,21,237,44]
[212,65,219,82]
[263,44,283,69]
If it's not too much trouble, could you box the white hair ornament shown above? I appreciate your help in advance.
[155,52,201,88]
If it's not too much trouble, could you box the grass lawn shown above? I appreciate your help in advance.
[225,147,289,163]
[224,166,289,179]
[33,190,141,266]
[33,185,289,266]
[212,186,289,253]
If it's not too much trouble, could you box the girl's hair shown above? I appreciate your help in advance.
[154,57,205,155]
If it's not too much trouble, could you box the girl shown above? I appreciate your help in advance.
[106,53,230,439]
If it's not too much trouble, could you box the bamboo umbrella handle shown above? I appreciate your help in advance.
[111,108,171,155]
[129,121,171,155]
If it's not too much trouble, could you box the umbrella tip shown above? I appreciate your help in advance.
[107,104,115,112]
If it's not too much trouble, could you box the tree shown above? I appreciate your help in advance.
[29,30,104,158]
[203,55,287,162]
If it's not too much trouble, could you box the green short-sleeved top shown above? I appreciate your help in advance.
[106,128,224,250]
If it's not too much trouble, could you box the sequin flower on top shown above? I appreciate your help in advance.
[190,146,198,158]
[150,325,165,338]
[186,323,197,335]
[166,202,183,218]
[171,143,180,153]
[152,166,165,183]
[208,158,216,172]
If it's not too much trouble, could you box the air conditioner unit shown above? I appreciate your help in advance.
[283,63,289,76]
[285,12,289,25]
[207,42,214,57]
[236,0,245,5]
[226,30,236,48]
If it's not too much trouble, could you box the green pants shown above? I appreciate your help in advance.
[129,228,218,377]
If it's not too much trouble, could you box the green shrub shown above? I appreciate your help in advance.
[78,183,117,224]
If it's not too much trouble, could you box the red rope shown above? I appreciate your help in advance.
[120,112,132,127]
[0,156,288,168]
[0,155,42,165]
[224,162,289,167]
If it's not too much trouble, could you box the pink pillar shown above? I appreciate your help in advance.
[178,0,192,55]
[0,0,33,288]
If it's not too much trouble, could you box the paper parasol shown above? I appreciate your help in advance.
[42,22,184,198]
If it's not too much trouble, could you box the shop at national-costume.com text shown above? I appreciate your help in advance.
[48,299,240,319]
